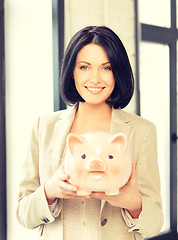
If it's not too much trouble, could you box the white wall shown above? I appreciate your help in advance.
[5,1,54,239]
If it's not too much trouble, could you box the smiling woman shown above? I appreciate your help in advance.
[60,26,134,109]
[16,25,163,240]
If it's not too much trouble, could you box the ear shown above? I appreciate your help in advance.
[109,133,127,152]
[67,133,86,154]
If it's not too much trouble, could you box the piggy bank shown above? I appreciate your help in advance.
[64,131,132,195]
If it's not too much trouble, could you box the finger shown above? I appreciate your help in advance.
[60,180,78,192]
[57,187,77,196]
[131,162,136,180]
[127,162,136,184]
[58,172,70,181]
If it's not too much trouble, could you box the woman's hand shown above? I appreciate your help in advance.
[91,163,142,219]
[44,164,90,205]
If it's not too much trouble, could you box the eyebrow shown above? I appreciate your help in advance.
[77,61,111,65]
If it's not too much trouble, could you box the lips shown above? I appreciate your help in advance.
[85,86,105,94]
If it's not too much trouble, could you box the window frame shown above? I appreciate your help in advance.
[135,0,178,238]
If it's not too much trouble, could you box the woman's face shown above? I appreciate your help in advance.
[73,43,115,106]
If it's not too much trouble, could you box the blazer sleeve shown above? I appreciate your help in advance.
[129,122,164,237]
[16,117,62,229]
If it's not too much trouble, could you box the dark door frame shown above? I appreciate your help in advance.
[52,0,65,111]
[0,0,7,239]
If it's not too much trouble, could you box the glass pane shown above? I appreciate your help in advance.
[140,42,170,232]
[139,0,170,28]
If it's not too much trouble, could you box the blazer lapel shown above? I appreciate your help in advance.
[100,108,132,214]
[110,108,132,136]
[52,106,76,173]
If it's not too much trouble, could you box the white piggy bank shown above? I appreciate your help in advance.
[64,132,132,195]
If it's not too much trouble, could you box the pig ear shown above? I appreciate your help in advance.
[109,133,127,152]
[67,133,86,154]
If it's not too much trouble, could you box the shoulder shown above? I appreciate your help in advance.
[38,109,65,124]
[112,109,157,138]
[115,109,156,129]
[30,106,76,136]
[38,106,76,126]
[114,110,158,156]
[31,106,76,140]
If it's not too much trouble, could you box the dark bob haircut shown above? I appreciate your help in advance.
[60,26,134,109]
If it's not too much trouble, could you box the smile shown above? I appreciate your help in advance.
[85,86,105,94]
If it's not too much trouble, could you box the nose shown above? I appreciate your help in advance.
[91,70,101,84]
[88,160,105,171]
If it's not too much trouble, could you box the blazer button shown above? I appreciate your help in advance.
[133,229,139,232]
[101,219,107,226]
[42,217,49,223]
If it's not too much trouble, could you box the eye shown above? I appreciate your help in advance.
[108,155,113,159]
[81,154,86,159]
[103,66,112,71]
[80,66,88,70]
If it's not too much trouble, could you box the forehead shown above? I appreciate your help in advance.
[76,43,109,63]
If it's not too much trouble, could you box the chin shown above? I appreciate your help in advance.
[81,97,110,106]
[84,101,107,106]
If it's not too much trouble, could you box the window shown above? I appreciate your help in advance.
[140,42,170,232]
[137,0,177,238]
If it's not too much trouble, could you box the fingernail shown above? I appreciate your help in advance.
[64,175,69,180]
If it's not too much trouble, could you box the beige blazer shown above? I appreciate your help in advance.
[16,106,164,240]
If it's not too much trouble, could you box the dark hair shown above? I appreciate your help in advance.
[60,26,134,109]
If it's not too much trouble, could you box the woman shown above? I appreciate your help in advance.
[16,26,163,240]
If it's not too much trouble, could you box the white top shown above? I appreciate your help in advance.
[62,146,101,240]
[63,198,101,240]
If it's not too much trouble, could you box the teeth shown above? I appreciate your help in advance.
[87,87,103,93]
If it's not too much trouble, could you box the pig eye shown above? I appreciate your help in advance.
[81,154,86,159]
[108,155,113,159]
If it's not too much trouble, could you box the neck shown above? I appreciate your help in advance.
[70,102,113,134]
[76,102,112,119]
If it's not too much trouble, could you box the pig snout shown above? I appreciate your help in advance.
[88,160,105,172]
[87,160,106,180]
